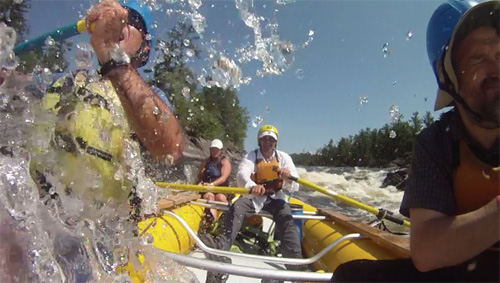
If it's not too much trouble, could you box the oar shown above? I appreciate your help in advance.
[155,182,251,195]
[14,20,88,55]
[288,176,411,227]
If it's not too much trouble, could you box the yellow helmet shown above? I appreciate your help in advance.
[258,125,279,142]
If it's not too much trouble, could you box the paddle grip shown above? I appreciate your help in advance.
[379,210,405,226]
[264,189,276,196]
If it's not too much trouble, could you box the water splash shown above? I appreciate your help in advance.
[382,42,390,58]
[390,104,400,123]
[295,68,304,79]
[199,56,242,89]
[251,115,264,128]
[0,23,18,70]
[75,42,94,68]
[389,130,397,139]
[44,36,55,47]
[406,30,413,40]
[359,96,368,105]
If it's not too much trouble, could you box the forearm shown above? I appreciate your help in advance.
[106,65,184,161]
[410,198,499,271]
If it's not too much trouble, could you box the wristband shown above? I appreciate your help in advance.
[99,59,130,77]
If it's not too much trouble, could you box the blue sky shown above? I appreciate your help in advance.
[26,0,446,154]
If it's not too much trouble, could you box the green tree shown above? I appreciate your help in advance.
[423,111,434,127]
[0,0,30,41]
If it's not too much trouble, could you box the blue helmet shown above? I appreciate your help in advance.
[120,0,156,49]
[426,0,476,80]
[427,0,499,111]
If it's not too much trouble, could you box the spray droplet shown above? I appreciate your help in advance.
[359,96,368,105]
[152,106,160,115]
[142,233,155,245]
[295,69,304,79]
[389,130,397,139]
[75,42,93,68]
[183,39,191,47]
[406,30,413,40]
[186,49,195,57]
[308,30,315,36]
[251,116,263,128]
[265,106,270,113]
[41,68,53,85]
[44,36,55,46]
[392,80,397,86]
[13,0,23,4]
[276,0,295,5]
[390,104,400,123]
[182,87,190,99]
[382,43,390,58]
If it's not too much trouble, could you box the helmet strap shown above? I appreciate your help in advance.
[131,39,150,67]
[438,58,484,124]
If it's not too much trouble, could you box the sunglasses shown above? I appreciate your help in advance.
[259,136,277,143]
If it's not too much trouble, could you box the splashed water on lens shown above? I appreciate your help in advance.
[109,44,130,64]
[191,11,206,34]
[201,56,242,89]
[75,43,93,68]
[188,0,202,10]
[382,42,390,58]
[359,96,368,105]
[276,0,295,5]
[182,86,191,99]
[0,23,18,70]
[295,68,304,79]
[390,104,400,123]
[389,130,397,139]
[44,36,55,47]
[251,115,264,128]
[406,30,413,40]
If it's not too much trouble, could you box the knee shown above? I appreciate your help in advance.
[203,193,215,201]
[215,194,228,203]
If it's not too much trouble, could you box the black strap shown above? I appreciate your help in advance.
[99,59,130,77]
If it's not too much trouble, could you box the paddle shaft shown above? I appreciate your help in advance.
[14,20,87,55]
[288,176,411,227]
[156,182,251,195]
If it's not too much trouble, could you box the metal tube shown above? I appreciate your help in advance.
[160,211,364,265]
[163,251,334,282]
[189,203,326,220]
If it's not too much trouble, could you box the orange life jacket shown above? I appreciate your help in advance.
[453,140,500,215]
[251,149,283,192]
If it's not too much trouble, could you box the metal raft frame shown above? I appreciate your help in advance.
[153,210,366,282]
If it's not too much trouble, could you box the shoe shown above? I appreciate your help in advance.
[199,233,231,283]
[198,233,217,260]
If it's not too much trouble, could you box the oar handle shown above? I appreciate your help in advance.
[156,182,251,195]
[14,20,87,55]
[290,176,411,227]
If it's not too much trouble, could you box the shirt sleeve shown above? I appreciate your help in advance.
[280,151,299,192]
[237,152,257,190]
[399,127,456,217]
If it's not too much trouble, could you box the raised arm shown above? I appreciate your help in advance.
[106,67,184,162]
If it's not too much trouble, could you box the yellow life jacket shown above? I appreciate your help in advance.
[453,140,499,215]
[31,70,133,204]
[251,149,283,192]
